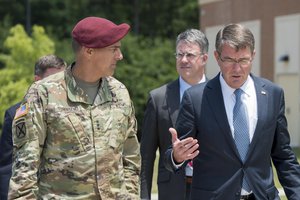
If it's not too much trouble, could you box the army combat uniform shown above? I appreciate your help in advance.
[9,65,141,200]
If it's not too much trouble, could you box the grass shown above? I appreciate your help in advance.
[152,151,159,193]
[151,147,300,198]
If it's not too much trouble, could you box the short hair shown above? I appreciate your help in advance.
[176,29,209,54]
[34,55,67,76]
[215,23,255,54]
[71,39,83,53]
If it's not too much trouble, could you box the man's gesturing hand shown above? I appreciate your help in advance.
[169,127,199,164]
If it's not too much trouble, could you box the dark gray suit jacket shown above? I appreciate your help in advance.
[0,102,21,200]
[140,79,187,200]
[165,73,300,200]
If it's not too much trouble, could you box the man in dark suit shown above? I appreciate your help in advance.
[140,29,209,200]
[0,103,21,199]
[0,54,66,200]
[165,23,300,200]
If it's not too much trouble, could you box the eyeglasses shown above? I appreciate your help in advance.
[174,52,202,60]
[219,56,252,67]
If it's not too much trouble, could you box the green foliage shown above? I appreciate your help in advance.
[115,34,177,137]
[0,24,54,131]
[3,24,54,75]
[0,0,199,39]
[137,0,199,38]
[53,37,73,65]
[0,0,199,135]
[29,0,134,39]
[0,15,13,56]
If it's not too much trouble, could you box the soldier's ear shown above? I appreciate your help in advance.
[34,75,42,81]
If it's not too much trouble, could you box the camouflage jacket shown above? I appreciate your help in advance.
[9,65,141,200]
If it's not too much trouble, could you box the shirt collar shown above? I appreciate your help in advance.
[179,75,206,101]
[179,75,206,90]
[66,63,112,105]
[219,73,252,97]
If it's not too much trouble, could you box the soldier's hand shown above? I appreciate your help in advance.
[169,127,199,164]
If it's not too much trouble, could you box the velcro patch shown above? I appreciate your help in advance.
[14,103,29,120]
[15,119,26,139]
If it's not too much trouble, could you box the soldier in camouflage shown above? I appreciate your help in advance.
[9,17,141,200]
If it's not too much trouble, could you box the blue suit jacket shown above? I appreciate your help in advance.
[0,102,20,200]
[165,74,300,200]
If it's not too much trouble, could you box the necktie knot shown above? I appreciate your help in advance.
[234,88,243,100]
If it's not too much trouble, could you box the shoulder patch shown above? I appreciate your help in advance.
[14,103,29,119]
[15,119,26,139]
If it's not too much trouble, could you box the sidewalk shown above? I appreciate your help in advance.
[151,193,158,200]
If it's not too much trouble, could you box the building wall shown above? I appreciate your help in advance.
[200,0,300,80]
[199,0,300,146]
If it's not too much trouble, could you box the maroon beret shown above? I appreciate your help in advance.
[72,17,130,48]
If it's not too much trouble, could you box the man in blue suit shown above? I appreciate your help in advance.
[165,24,300,200]
[0,55,66,200]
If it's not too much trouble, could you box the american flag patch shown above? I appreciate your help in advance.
[14,103,29,119]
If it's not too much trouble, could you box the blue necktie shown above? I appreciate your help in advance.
[233,88,251,192]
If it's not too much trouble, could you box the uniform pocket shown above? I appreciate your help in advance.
[46,111,92,155]
[67,114,93,152]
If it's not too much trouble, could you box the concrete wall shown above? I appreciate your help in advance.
[199,0,300,80]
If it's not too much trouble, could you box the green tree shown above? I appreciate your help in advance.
[0,24,54,132]
[0,0,200,135]
[137,0,199,38]
[115,34,177,138]
[0,0,199,39]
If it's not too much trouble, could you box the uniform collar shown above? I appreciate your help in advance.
[66,63,112,105]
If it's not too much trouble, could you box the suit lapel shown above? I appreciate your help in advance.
[205,74,269,162]
[166,79,180,127]
[206,74,241,159]
[245,76,268,161]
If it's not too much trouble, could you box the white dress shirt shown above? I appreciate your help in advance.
[219,74,257,143]
[179,76,206,102]
[220,74,258,195]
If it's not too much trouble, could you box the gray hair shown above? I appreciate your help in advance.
[215,23,255,54]
[34,54,67,76]
[176,29,209,54]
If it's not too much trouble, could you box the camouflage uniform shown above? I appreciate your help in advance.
[9,65,141,200]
